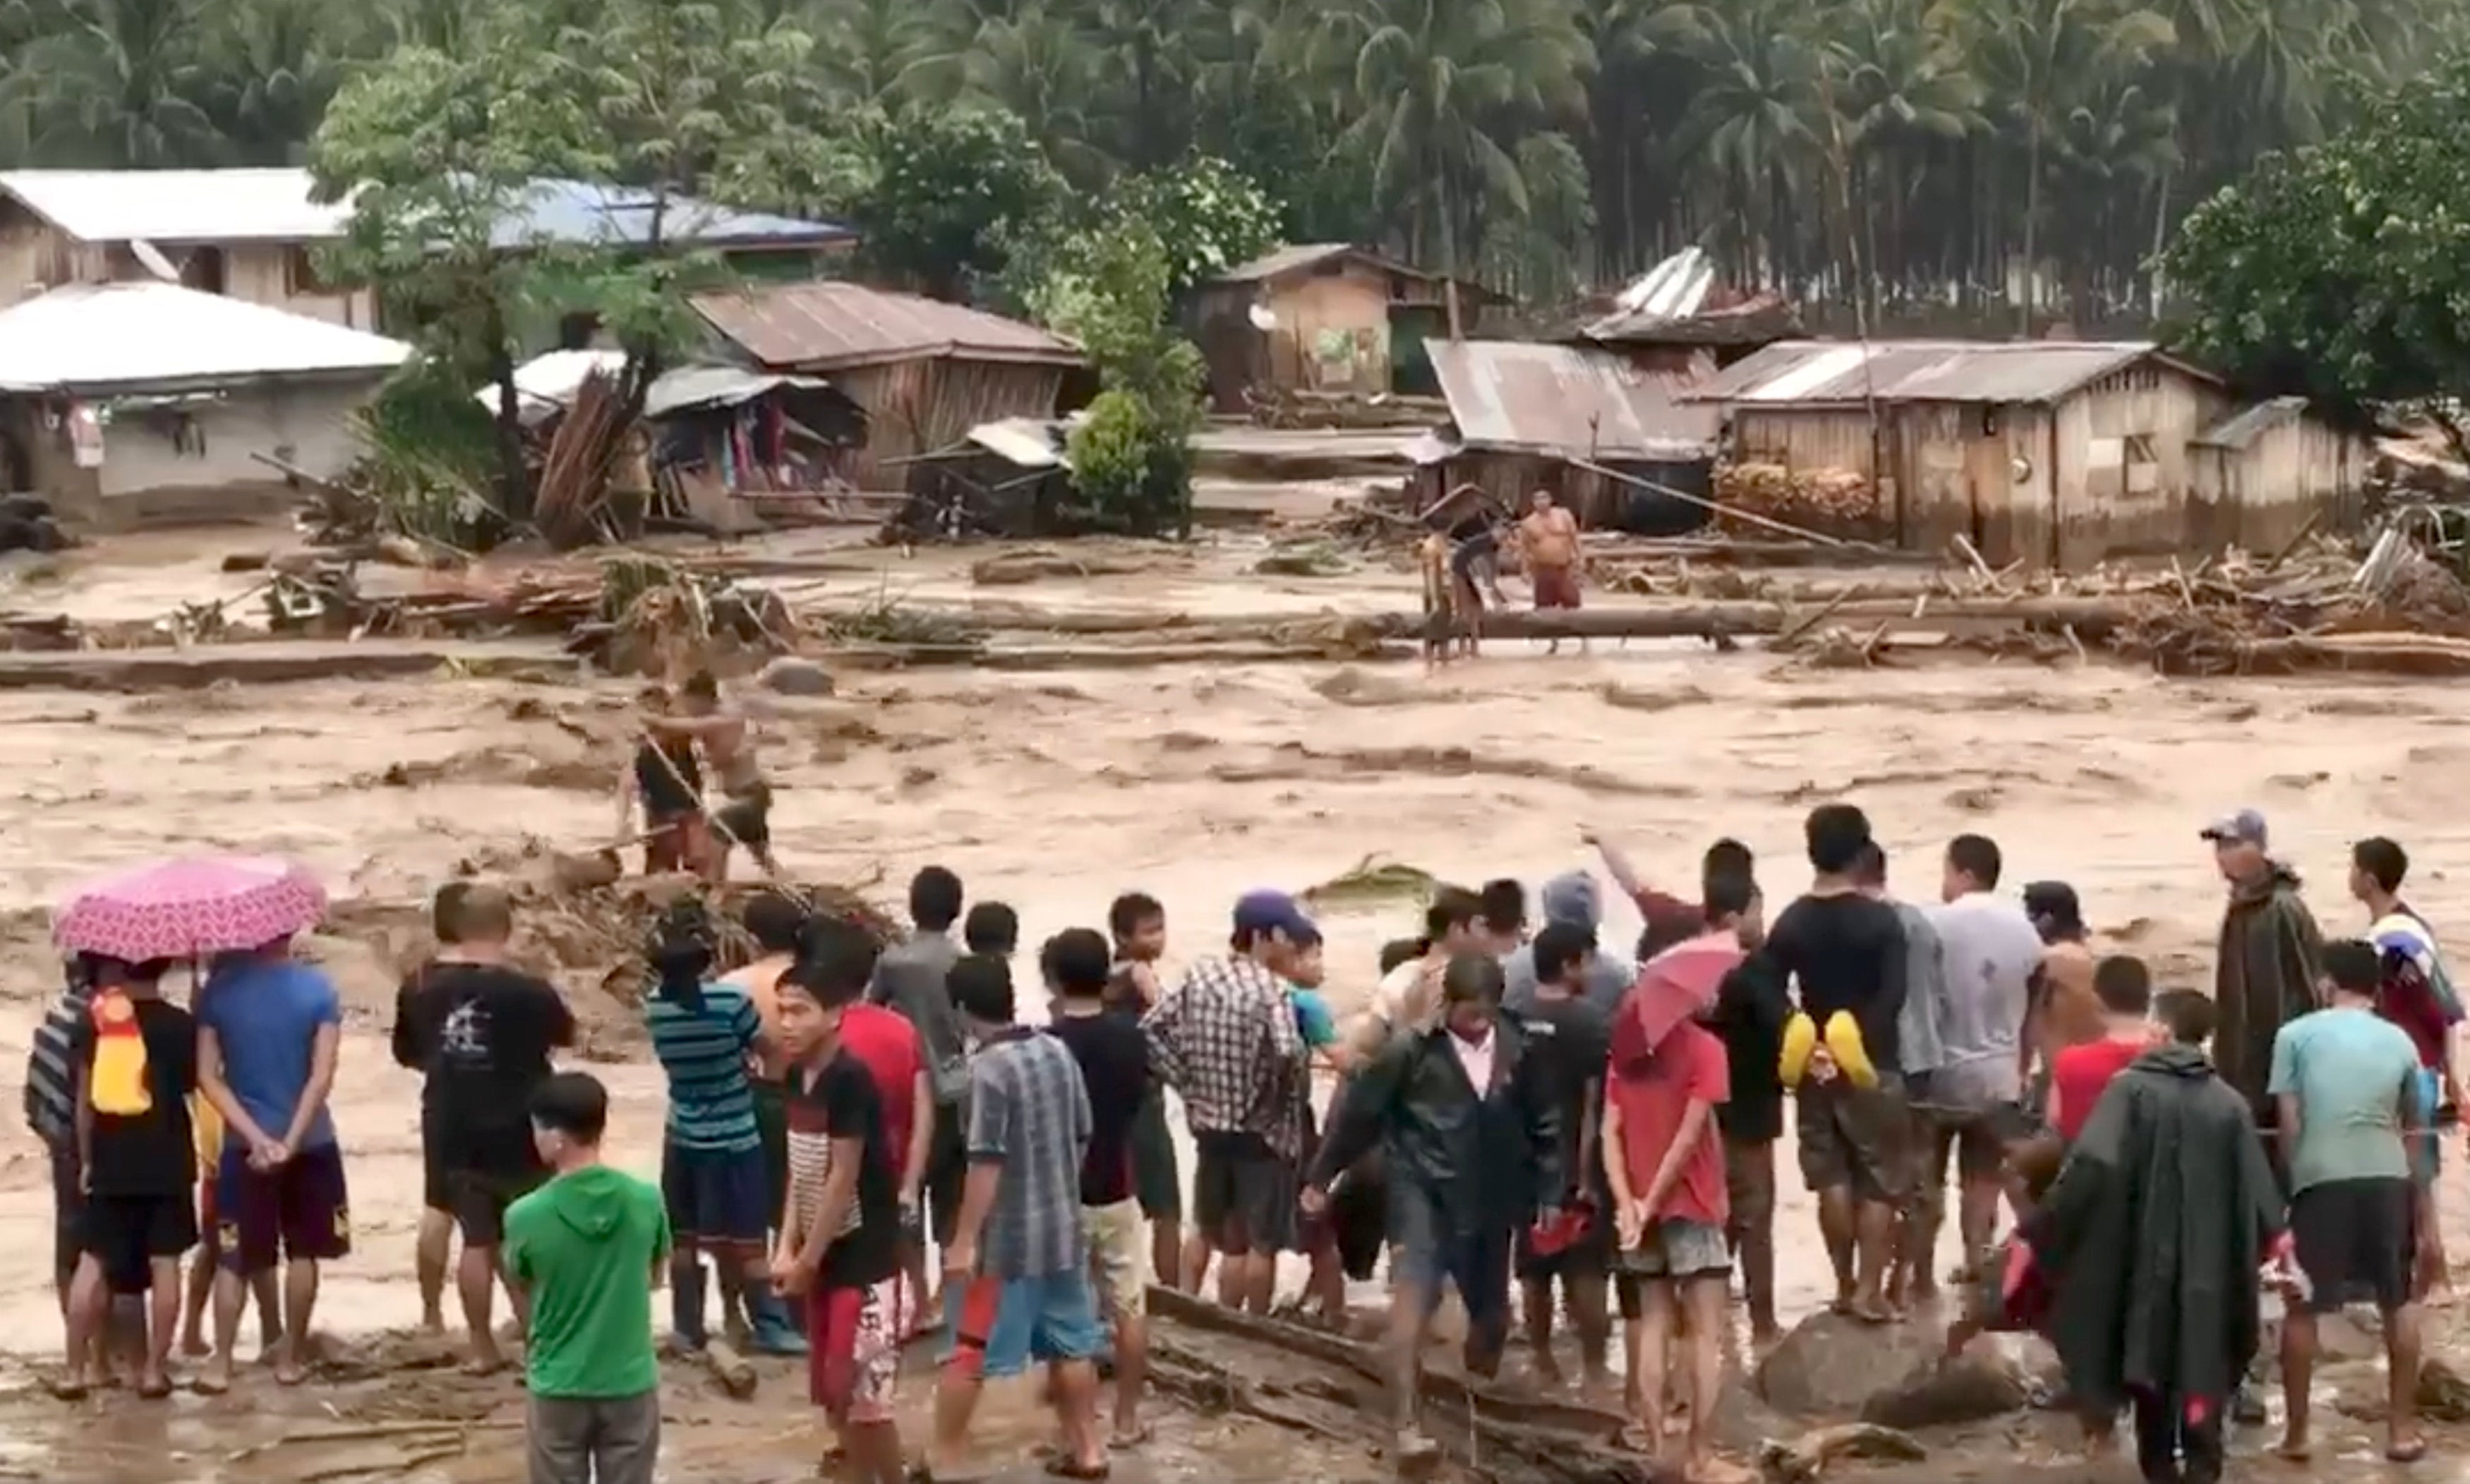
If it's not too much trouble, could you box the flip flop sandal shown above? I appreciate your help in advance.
[2389,1438,2428,1464]
[189,1374,231,1396]
[1042,1461,1109,1482]
[135,1377,174,1400]
[44,1379,88,1402]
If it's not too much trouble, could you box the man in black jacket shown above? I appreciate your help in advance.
[1303,955,1560,1464]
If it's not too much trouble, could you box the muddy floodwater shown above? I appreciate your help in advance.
[6,533,2470,1480]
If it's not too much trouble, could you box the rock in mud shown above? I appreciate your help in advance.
[1754,1312,1953,1417]
[759,657,835,696]
[1857,1350,2029,1430]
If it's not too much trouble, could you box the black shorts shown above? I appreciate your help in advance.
[1193,1130,1296,1255]
[2291,1176,2413,1314]
[1131,1093,1181,1223]
[714,782,773,852]
[447,1166,546,1247]
[82,1192,199,1294]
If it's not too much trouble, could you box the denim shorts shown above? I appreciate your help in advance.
[942,1269,1105,1380]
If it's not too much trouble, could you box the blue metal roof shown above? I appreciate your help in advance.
[490,179,854,252]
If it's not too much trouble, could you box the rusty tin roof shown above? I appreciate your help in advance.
[1427,339,1717,461]
[691,281,1083,373]
[1687,339,2220,407]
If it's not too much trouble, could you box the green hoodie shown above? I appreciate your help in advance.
[504,1164,670,1398]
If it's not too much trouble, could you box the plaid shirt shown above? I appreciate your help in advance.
[965,1028,1091,1279]
[1144,954,1307,1158]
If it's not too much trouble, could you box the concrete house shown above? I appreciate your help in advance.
[1188,243,1501,413]
[0,168,373,328]
[1689,339,2370,568]
[0,281,411,526]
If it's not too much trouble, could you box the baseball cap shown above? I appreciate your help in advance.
[2200,808,2269,850]
[1233,890,1316,944]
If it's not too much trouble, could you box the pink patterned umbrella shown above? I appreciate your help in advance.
[53,855,327,963]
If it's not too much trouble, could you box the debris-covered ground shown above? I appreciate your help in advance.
[6,526,2470,1481]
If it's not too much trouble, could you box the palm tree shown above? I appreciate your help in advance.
[201,0,354,164]
[1816,0,1983,305]
[1321,0,1591,325]
[10,0,220,166]
[1677,0,1820,288]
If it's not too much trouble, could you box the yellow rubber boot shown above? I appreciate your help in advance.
[1778,1011,1818,1088]
[1824,1011,1879,1090]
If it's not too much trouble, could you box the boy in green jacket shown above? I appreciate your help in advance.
[505,1073,671,1484]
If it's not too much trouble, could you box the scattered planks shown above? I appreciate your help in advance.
[535,370,626,550]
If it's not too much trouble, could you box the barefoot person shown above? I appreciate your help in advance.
[1106,892,1183,1290]
[647,670,779,881]
[1765,805,1911,1323]
[2023,881,2099,1115]
[724,893,806,1258]
[1603,886,1754,1484]
[2271,940,2428,1466]
[1515,489,1585,653]
[929,956,1108,1482]
[396,883,576,1375]
[773,925,910,1484]
[196,937,347,1392]
[1304,955,1560,1467]
[57,955,198,1401]
[2351,835,2459,1291]
[505,1073,668,1484]
[1047,928,1157,1448]
[627,684,709,876]
[1510,923,1614,1393]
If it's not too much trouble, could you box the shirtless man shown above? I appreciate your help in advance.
[2023,881,2100,1119]
[1418,529,1464,671]
[627,685,709,876]
[648,670,778,881]
[1516,490,1584,654]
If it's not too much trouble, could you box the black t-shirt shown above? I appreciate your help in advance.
[805,1050,900,1289]
[1049,1007,1151,1207]
[1762,891,1908,1075]
[71,996,197,1197]
[397,962,574,1170]
[1512,995,1610,1198]
[1711,957,1789,1142]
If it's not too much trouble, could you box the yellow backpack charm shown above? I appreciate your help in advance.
[89,990,152,1116]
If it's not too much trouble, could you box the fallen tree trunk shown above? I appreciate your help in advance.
[1459,597,2134,642]
[1146,1286,1675,1484]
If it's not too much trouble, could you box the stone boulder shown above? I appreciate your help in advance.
[1755,1312,2027,1425]
[759,657,836,696]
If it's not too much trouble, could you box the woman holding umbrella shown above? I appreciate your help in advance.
[53,855,342,1393]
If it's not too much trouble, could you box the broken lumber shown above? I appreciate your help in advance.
[700,1339,758,1399]
[1464,597,2135,642]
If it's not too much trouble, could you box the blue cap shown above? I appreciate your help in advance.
[1233,889,1316,943]
[2200,808,2268,850]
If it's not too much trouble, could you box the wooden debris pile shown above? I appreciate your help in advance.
[1716,461,1886,541]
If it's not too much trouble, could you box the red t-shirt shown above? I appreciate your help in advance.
[838,1003,922,1169]
[2051,1037,2144,1142]
[1606,1021,1730,1226]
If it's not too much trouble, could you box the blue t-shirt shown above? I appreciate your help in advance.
[2268,1004,2421,1193]
[198,958,342,1150]
[644,985,763,1154]
[1290,989,1337,1049]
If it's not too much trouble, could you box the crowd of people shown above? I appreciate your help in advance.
[23,799,2462,1484]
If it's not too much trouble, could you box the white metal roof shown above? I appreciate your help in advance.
[0,282,411,392]
[0,168,349,244]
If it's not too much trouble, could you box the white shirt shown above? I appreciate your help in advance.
[1923,890,2045,1104]
[1449,1025,1498,1092]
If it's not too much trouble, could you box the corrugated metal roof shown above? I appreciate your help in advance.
[966,416,1073,469]
[692,281,1083,373]
[1688,339,2218,406]
[490,179,852,251]
[1426,340,1717,461]
[0,168,349,243]
[2193,396,2308,450]
[646,366,834,419]
[1612,247,1716,321]
[1214,243,1390,284]
[0,282,409,392]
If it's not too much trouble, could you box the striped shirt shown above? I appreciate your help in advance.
[646,986,764,1154]
[23,983,90,1150]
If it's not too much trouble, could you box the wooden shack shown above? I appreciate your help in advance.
[1188,244,1501,414]
[691,281,1085,491]
[1689,339,2369,568]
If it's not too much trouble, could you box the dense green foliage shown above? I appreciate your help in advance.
[0,0,2460,324]
[2164,50,2470,423]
